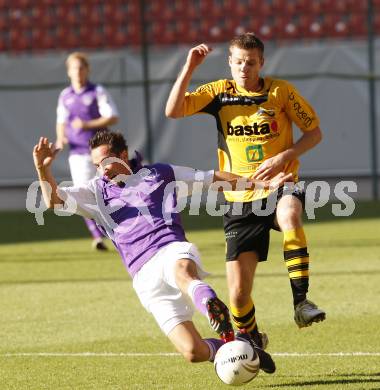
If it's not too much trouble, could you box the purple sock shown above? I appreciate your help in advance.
[187,280,217,316]
[204,338,224,362]
[84,218,103,239]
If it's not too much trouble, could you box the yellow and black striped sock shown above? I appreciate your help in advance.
[283,227,309,306]
[230,298,259,336]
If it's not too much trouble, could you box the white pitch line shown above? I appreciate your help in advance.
[2,352,380,357]
[273,352,380,357]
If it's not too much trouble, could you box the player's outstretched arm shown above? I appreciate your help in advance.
[165,44,212,118]
[33,137,64,209]
[212,171,293,191]
[71,115,119,131]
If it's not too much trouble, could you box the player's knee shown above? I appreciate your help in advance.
[277,210,302,230]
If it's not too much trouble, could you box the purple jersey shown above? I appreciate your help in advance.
[58,161,214,277]
[57,82,118,155]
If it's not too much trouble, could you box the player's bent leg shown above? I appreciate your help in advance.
[226,252,268,349]
[226,251,258,308]
[173,258,234,342]
[167,321,222,362]
[276,195,326,327]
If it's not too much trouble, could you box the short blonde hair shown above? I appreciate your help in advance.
[229,33,264,57]
[65,52,90,69]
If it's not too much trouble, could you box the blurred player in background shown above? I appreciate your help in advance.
[55,52,119,250]
[32,131,291,371]
[165,33,326,346]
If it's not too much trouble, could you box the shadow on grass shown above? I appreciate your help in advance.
[0,201,379,244]
[262,375,380,388]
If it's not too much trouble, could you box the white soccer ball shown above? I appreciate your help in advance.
[214,340,260,386]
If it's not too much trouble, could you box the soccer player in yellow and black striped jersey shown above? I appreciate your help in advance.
[166,33,326,348]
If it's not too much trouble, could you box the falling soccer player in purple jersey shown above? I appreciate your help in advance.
[33,131,291,370]
[55,52,119,251]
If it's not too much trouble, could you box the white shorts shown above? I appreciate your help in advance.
[132,241,209,336]
[68,154,97,186]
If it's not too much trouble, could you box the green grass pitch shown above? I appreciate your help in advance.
[0,202,379,389]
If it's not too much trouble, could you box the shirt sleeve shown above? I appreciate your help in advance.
[183,82,218,116]
[283,81,320,132]
[171,165,214,186]
[56,93,69,124]
[95,85,119,118]
[56,182,98,219]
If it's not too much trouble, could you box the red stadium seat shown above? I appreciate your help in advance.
[104,24,137,48]
[246,18,263,36]
[55,5,80,26]
[31,28,56,50]
[347,13,368,37]
[146,20,166,43]
[309,1,324,15]
[174,19,200,44]
[166,0,192,20]
[375,13,380,34]
[347,0,367,13]
[0,35,7,51]
[125,0,140,21]
[10,0,32,9]
[57,0,79,5]
[56,26,81,49]
[275,16,299,40]
[298,15,323,39]
[10,8,32,30]
[323,14,348,38]
[145,0,179,21]
[79,4,103,26]
[126,23,141,45]
[103,2,127,24]
[320,0,346,13]
[9,29,31,51]
[272,0,289,14]
[198,1,224,19]
[259,23,276,41]
[86,31,104,49]
[31,6,56,28]
[182,2,201,19]
[232,1,252,19]
[0,13,8,30]
[209,18,238,42]
[40,0,56,6]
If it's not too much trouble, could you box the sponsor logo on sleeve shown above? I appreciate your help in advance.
[288,92,314,128]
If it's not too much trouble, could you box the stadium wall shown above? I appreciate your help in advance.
[0,40,379,210]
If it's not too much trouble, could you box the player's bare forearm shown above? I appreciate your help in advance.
[212,171,293,191]
[83,115,119,130]
[166,44,212,118]
[165,64,194,118]
[33,137,64,208]
[282,126,323,161]
[255,127,322,180]
[55,123,67,149]
[36,167,64,209]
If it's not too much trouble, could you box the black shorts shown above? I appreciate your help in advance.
[223,185,305,262]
